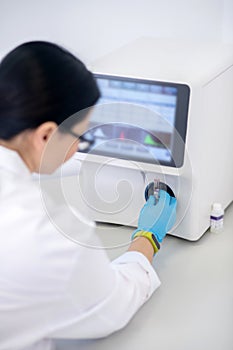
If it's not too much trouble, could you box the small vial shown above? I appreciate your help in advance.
[210,203,224,233]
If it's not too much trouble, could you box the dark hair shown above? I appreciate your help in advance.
[0,41,100,140]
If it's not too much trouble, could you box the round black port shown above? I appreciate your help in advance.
[145,181,176,201]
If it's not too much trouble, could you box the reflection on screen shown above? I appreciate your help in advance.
[81,76,178,164]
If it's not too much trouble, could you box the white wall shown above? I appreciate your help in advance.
[222,0,233,43]
[0,0,232,64]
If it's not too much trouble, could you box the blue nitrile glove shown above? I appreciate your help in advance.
[132,190,177,243]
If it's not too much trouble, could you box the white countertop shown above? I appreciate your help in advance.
[55,202,233,350]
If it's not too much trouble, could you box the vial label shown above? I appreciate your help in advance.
[210,215,224,232]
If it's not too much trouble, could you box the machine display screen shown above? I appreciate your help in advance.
[80,74,190,167]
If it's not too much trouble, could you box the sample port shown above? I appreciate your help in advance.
[145,180,176,202]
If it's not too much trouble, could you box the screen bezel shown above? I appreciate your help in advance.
[90,73,190,168]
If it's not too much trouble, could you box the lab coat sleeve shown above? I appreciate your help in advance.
[111,251,161,305]
[49,250,160,340]
[101,251,161,334]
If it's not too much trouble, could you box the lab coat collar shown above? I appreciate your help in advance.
[0,146,31,178]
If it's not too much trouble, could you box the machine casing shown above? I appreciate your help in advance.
[73,38,233,241]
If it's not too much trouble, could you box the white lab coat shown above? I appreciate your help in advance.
[0,146,160,350]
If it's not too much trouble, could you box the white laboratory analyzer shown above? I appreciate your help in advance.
[44,38,233,241]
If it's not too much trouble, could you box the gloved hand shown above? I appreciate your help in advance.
[132,190,177,243]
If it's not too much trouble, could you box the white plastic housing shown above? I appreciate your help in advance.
[73,38,233,241]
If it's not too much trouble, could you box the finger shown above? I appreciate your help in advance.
[146,195,156,205]
[169,196,177,208]
[158,189,170,208]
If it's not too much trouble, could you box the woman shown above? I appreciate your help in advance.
[0,42,177,350]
